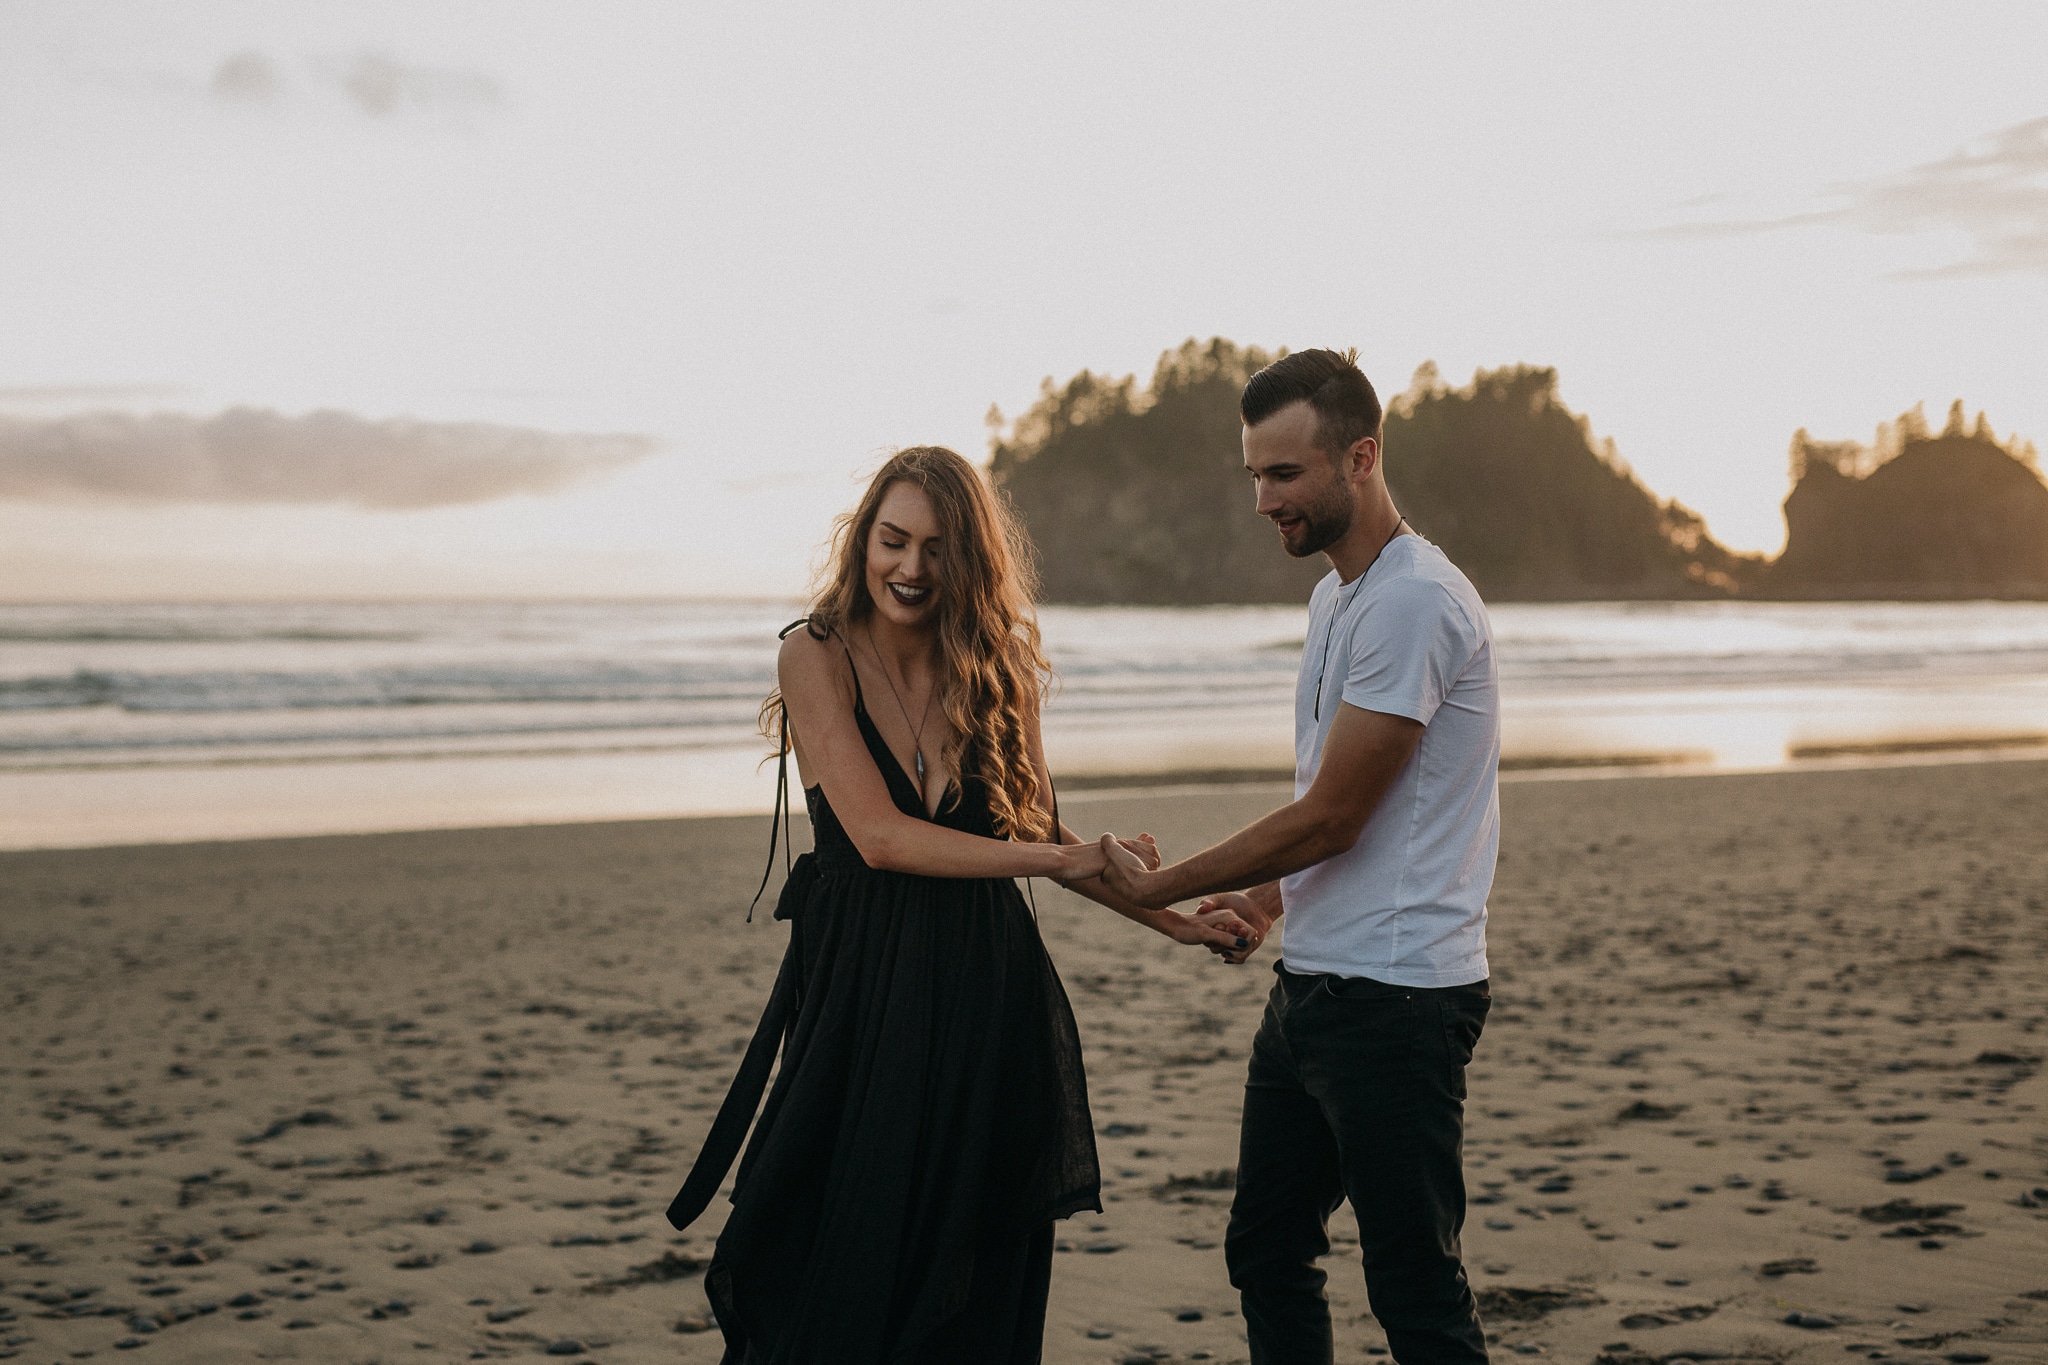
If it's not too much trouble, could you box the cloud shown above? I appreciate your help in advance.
[0,408,654,510]
[0,384,193,407]
[211,50,283,104]
[1652,115,2048,277]
[326,50,502,118]
[201,48,502,119]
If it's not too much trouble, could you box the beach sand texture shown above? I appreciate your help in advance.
[3,760,2046,1363]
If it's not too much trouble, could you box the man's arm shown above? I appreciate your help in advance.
[1058,821,1256,950]
[1022,699,1252,952]
[1217,880,1285,930]
[1099,702,1422,910]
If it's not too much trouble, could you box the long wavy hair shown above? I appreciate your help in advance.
[762,446,1054,843]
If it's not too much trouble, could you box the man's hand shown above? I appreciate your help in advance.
[1099,832,1168,908]
[1114,832,1161,871]
[1193,892,1271,965]
[1100,838,1266,961]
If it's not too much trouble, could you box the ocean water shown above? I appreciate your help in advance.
[4,598,2048,847]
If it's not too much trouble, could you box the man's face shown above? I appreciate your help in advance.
[1243,400,1359,559]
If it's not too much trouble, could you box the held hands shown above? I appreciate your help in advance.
[1056,832,1159,886]
[1098,831,1167,907]
[1098,836,1269,964]
[1116,833,1161,870]
[1159,902,1261,958]
[1192,891,1272,966]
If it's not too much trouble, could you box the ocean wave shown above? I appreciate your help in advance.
[0,627,420,644]
[7,601,2048,772]
[8,640,2046,717]
[0,710,759,756]
[0,661,778,714]
[1497,644,2048,689]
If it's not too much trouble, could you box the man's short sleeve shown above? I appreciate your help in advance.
[1340,573,1477,726]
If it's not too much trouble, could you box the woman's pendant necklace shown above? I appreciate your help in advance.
[866,624,936,789]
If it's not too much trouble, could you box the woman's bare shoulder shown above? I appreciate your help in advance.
[778,623,848,694]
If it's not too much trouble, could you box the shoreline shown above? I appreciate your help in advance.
[6,744,2047,855]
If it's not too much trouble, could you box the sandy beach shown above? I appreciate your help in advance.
[3,758,2046,1364]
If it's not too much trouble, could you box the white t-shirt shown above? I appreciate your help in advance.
[1278,534,1498,987]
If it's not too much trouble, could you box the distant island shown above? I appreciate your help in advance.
[989,338,2048,604]
[1767,403,2048,599]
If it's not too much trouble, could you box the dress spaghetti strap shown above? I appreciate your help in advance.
[746,617,828,922]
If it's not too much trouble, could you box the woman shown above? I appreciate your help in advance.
[667,447,1250,1362]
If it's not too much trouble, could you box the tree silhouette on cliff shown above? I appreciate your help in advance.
[1768,401,2048,597]
[990,339,1754,604]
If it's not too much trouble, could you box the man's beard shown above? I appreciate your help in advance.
[1282,484,1355,559]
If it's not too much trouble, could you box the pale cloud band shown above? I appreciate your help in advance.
[1654,115,2048,277]
[211,49,502,118]
[0,408,654,510]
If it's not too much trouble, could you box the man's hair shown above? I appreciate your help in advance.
[1240,348,1383,459]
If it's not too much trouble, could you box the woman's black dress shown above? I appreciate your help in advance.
[667,663,1101,1363]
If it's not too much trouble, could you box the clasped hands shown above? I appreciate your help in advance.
[1060,831,1268,965]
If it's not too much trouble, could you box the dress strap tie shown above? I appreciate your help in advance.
[746,617,823,922]
[664,913,805,1231]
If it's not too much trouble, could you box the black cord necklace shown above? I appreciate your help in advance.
[1312,515,1409,721]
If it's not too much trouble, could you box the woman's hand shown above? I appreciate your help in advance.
[1193,892,1269,965]
[1053,839,1109,885]
[1159,905,1257,956]
[1052,832,1158,887]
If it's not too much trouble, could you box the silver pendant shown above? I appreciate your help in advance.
[915,750,924,780]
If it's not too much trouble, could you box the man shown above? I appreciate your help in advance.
[1099,348,1498,1365]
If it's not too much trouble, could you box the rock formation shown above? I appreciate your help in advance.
[1765,403,2048,598]
[990,340,1755,604]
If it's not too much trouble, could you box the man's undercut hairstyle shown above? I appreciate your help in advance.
[1240,348,1383,460]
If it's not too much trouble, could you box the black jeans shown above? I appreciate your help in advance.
[1224,964,1490,1365]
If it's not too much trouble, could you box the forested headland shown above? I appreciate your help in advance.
[987,338,2048,604]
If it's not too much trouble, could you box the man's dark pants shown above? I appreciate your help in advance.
[1224,963,1491,1365]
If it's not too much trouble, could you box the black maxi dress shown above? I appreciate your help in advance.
[667,654,1101,1363]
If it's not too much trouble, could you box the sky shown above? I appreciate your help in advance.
[2,1,2045,600]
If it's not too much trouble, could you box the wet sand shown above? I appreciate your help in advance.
[2,759,2046,1363]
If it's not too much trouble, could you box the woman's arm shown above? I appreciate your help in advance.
[779,630,1106,883]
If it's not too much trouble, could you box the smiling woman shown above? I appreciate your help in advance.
[775,447,1052,836]
[668,445,1251,1360]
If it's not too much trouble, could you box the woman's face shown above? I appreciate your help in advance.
[865,480,943,629]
